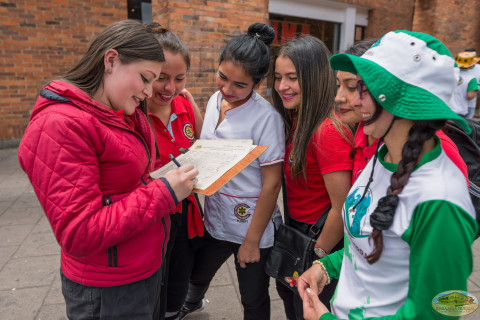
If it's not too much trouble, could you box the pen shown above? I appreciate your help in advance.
[169,154,181,167]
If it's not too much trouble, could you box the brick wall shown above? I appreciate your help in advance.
[153,0,269,111]
[413,0,480,56]
[0,0,125,146]
[1,0,479,144]
[333,0,414,40]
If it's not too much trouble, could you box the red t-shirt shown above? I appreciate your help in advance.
[149,95,196,168]
[352,123,468,183]
[285,117,354,224]
[149,95,203,238]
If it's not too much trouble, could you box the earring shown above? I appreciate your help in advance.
[105,68,111,73]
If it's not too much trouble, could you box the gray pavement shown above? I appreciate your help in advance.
[1,147,480,320]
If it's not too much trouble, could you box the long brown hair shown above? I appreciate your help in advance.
[61,20,165,114]
[146,22,190,71]
[270,35,337,178]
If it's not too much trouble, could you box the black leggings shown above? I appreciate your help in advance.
[185,231,271,320]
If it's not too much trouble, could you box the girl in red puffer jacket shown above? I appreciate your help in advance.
[18,19,198,320]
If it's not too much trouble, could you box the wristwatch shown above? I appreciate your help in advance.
[314,247,327,258]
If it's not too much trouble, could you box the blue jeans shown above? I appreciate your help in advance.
[466,107,476,119]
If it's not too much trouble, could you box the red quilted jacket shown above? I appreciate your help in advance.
[18,81,178,286]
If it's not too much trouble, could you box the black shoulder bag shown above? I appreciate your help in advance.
[264,173,330,293]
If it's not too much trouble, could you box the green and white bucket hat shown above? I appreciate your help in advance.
[330,30,470,134]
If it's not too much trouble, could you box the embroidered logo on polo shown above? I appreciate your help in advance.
[345,186,372,236]
[183,123,194,140]
[234,203,251,222]
[287,151,294,166]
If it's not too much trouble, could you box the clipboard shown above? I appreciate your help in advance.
[194,145,267,196]
[150,139,268,196]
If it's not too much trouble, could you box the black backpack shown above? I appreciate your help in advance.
[442,119,480,238]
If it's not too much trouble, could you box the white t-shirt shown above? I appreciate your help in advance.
[331,143,475,318]
[461,65,480,109]
[200,91,285,247]
[449,73,478,115]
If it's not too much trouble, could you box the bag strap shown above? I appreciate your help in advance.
[281,168,290,225]
[308,205,331,238]
[282,165,331,236]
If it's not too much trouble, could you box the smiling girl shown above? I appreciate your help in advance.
[17,20,198,319]
[299,30,476,320]
[180,23,285,320]
[270,35,353,319]
[145,23,204,320]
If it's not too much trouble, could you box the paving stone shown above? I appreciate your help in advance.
[43,272,64,306]
[0,201,13,216]
[35,303,68,320]
[0,207,43,226]
[0,246,17,271]
[15,231,60,258]
[33,216,55,234]
[0,286,49,320]
[188,285,243,320]
[0,224,35,247]
[0,255,60,290]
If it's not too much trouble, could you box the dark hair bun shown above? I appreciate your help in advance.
[247,23,275,46]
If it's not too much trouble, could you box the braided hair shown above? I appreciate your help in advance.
[366,117,446,264]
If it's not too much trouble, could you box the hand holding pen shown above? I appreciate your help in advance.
[162,154,198,201]
[169,154,197,185]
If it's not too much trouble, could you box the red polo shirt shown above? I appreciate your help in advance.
[149,95,196,168]
[149,95,203,238]
[285,117,354,224]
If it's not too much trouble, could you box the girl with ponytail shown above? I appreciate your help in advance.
[180,23,285,320]
[297,31,477,320]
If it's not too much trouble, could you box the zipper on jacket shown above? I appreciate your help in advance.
[102,195,118,268]
[131,131,151,186]
[161,217,168,262]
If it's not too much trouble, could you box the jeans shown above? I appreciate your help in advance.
[61,266,163,320]
[466,106,476,119]
[185,231,271,320]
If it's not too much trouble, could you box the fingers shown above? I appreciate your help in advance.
[297,275,309,300]
[302,288,325,320]
[163,165,199,202]
[302,288,315,319]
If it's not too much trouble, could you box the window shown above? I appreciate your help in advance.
[355,26,365,42]
[127,0,152,23]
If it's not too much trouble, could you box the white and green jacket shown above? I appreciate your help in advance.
[320,139,477,319]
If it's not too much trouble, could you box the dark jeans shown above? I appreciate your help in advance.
[61,265,163,320]
[185,231,271,320]
[276,218,342,320]
[158,211,201,320]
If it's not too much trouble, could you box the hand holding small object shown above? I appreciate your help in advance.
[164,155,198,201]
[169,154,197,184]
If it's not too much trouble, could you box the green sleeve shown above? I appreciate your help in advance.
[467,78,479,92]
[319,200,477,320]
[320,248,344,280]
